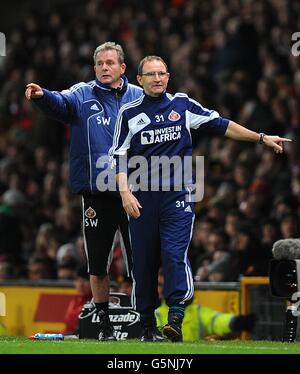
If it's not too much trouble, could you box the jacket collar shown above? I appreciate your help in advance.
[143,91,167,101]
[94,75,128,94]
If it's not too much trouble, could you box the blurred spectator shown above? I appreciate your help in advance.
[34,223,58,258]
[189,219,215,273]
[279,213,300,239]
[0,261,15,280]
[0,0,300,281]
[63,267,92,335]
[109,246,124,282]
[195,231,232,281]
[57,263,77,281]
[0,190,26,261]
[261,219,280,248]
[224,210,244,240]
[230,225,264,278]
[54,205,81,245]
[28,256,56,281]
[118,277,133,297]
[56,242,81,270]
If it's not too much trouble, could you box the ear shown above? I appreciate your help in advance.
[94,65,96,74]
[120,63,126,75]
[136,75,143,86]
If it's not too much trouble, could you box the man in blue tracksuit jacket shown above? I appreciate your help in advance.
[111,55,290,342]
[25,42,142,340]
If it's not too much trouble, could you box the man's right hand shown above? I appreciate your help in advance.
[25,83,44,100]
[120,191,142,219]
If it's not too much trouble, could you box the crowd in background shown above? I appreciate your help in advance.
[0,0,300,284]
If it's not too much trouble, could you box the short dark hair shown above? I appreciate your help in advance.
[138,56,168,75]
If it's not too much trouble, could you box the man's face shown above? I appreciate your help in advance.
[28,263,47,281]
[137,60,169,97]
[94,49,126,88]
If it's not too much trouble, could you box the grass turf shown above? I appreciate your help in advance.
[1,337,300,354]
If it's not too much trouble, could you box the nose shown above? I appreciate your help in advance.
[153,73,162,82]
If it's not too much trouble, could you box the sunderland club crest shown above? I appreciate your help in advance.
[85,207,96,219]
[168,110,181,121]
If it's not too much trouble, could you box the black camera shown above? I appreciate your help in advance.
[269,259,300,298]
[269,239,300,342]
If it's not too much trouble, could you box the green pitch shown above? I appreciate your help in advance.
[1,337,300,354]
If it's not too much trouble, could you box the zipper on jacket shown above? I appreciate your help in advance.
[115,91,121,111]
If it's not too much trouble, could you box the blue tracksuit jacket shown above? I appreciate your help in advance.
[111,91,229,189]
[33,76,142,194]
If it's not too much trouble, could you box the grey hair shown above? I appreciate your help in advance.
[137,56,168,75]
[93,42,125,64]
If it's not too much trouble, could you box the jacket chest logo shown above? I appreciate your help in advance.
[85,207,96,218]
[90,104,100,111]
[168,110,181,121]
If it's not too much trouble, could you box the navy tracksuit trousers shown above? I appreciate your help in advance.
[129,190,194,317]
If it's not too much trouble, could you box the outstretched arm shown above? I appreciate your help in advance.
[225,120,292,153]
[25,83,44,100]
[25,82,77,123]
